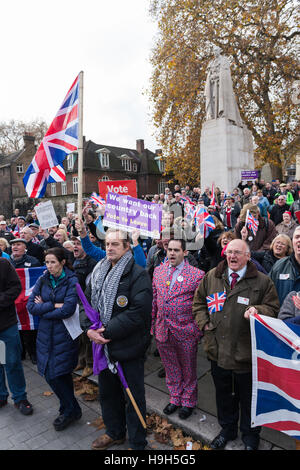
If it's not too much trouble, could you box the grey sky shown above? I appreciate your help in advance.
[1,1,158,151]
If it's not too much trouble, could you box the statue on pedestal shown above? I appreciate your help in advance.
[204,46,242,127]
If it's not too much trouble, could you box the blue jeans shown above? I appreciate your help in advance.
[0,324,27,403]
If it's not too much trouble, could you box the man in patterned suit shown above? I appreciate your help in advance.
[152,239,204,420]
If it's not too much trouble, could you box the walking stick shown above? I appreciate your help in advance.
[76,283,147,429]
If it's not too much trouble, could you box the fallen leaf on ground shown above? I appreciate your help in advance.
[43,391,53,396]
[89,416,105,430]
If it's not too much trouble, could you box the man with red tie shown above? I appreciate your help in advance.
[192,239,279,450]
[151,239,204,420]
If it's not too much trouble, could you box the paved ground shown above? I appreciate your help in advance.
[0,341,296,451]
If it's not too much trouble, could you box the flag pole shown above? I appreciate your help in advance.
[77,71,84,216]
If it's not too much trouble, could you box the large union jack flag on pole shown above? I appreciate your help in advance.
[250,313,300,440]
[23,75,80,198]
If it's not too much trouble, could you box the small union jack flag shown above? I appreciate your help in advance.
[194,206,215,238]
[206,291,227,314]
[89,192,106,207]
[23,74,80,198]
[246,211,259,236]
[180,196,195,206]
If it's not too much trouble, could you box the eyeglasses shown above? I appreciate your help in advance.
[226,250,249,256]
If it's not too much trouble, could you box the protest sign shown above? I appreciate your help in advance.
[66,202,75,213]
[103,192,162,238]
[241,170,260,181]
[34,200,58,230]
[98,180,137,199]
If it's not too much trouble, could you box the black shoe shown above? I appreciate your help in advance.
[157,368,166,378]
[163,403,180,415]
[54,414,79,431]
[53,410,82,427]
[14,399,33,416]
[210,433,231,450]
[178,406,194,420]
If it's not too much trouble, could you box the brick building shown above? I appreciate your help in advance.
[0,134,168,218]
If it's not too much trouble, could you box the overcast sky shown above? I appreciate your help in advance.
[1,1,159,151]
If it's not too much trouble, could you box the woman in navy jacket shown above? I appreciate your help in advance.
[27,247,81,431]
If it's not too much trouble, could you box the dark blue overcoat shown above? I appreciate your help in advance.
[27,267,79,379]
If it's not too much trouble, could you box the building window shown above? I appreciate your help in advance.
[158,181,168,194]
[16,164,24,173]
[132,163,137,172]
[67,153,74,170]
[122,159,132,171]
[101,176,109,181]
[96,148,110,168]
[158,159,166,173]
[100,152,109,168]
[61,181,67,195]
[51,183,56,196]
[72,176,78,194]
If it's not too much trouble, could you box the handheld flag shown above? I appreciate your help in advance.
[246,209,259,236]
[194,206,215,238]
[250,314,300,440]
[89,192,106,207]
[210,182,216,207]
[23,75,79,198]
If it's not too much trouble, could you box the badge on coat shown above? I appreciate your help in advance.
[206,291,227,314]
[116,295,128,307]
[177,275,184,282]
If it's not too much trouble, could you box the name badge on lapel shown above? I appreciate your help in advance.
[237,296,249,306]
[177,275,184,282]
[279,273,290,280]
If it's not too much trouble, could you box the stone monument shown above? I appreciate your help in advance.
[200,46,254,193]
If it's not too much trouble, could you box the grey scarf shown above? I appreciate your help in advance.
[91,250,133,372]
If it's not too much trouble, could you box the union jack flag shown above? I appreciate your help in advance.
[23,75,80,198]
[180,196,195,206]
[206,291,227,314]
[15,267,45,330]
[194,206,216,238]
[246,211,259,236]
[89,192,106,207]
[250,313,300,440]
[184,203,196,220]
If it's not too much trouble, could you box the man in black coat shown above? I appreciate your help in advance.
[79,229,152,450]
[269,195,290,226]
[19,227,45,265]
[0,258,33,415]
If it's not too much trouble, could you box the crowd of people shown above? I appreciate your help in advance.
[0,176,300,450]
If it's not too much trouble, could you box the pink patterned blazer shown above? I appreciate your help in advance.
[152,261,204,343]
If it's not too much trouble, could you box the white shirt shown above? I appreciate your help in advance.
[227,265,247,285]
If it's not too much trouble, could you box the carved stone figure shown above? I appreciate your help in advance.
[204,46,242,127]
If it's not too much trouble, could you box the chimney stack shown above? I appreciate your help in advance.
[136,139,144,154]
[23,133,35,148]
